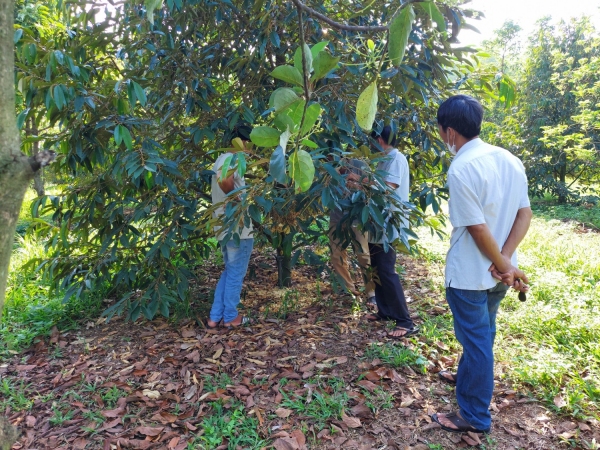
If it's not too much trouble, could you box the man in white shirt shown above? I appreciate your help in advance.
[208,126,254,329]
[351,126,417,339]
[431,95,532,434]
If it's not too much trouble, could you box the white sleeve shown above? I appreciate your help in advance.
[448,172,486,227]
[384,154,406,186]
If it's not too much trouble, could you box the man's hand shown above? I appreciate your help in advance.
[489,262,529,292]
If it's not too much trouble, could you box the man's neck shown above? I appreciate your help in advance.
[456,135,479,153]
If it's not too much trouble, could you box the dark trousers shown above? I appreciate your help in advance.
[369,244,413,329]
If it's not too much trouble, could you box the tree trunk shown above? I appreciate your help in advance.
[558,158,567,204]
[0,1,26,446]
[275,246,292,288]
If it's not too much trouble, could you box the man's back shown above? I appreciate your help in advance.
[446,139,530,290]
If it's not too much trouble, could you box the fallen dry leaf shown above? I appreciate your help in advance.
[275,408,293,418]
[341,412,361,428]
[136,426,164,436]
[142,389,160,399]
[272,437,300,450]
[554,395,567,409]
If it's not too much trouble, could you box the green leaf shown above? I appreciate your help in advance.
[132,81,147,107]
[114,125,123,145]
[14,28,23,44]
[16,109,29,130]
[145,0,163,24]
[219,154,233,182]
[271,65,303,87]
[237,152,247,178]
[274,113,297,133]
[270,145,287,184]
[301,139,318,149]
[356,81,378,131]
[53,85,66,110]
[121,126,133,150]
[300,103,322,136]
[311,52,340,81]
[250,126,281,147]
[283,99,306,127]
[289,149,315,193]
[269,88,300,113]
[417,2,446,31]
[294,44,313,75]
[388,5,415,66]
[310,41,329,58]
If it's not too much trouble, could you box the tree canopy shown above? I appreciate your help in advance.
[12,0,509,320]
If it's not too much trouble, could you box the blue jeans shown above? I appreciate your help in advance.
[210,238,254,323]
[446,283,509,430]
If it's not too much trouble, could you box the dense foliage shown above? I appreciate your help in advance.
[14,0,509,319]
[481,17,600,203]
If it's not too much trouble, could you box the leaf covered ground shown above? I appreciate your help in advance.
[2,250,599,450]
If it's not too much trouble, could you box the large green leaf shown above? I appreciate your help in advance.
[284,99,306,128]
[250,126,281,147]
[289,149,315,193]
[274,113,297,133]
[356,81,378,131]
[270,145,287,184]
[388,5,415,66]
[300,103,322,136]
[132,81,147,107]
[271,65,303,87]
[311,52,340,81]
[269,88,300,113]
[417,2,446,31]
[310,41,329,58]
[294,44,313,75]
[145,0,163,24]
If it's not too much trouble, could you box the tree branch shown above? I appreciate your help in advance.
[28,150,56,172]
[292,0,429,33]
[292,0,388,32]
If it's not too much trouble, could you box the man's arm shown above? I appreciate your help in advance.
[489,206,532,289]
[218,174,235,194]
[499,207,532,258]
[467,223,529,288]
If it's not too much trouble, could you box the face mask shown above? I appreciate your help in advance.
[445,132,456,156]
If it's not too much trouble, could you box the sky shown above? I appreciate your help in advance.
[458,0,600,47]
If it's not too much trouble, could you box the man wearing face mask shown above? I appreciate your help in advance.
[431,95,532,434]
[348,125,418,339]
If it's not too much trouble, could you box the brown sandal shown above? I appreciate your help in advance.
[224,315,252,328]
[206,319,222,329]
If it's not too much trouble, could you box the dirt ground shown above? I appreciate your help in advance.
[1,250,598,449]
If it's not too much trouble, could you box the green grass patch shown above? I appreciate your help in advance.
[417,203,600,420]
[364,342,429,373]
[190,400,267,450]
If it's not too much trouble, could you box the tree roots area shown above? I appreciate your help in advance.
[1,250,597,450]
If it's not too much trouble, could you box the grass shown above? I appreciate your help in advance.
[190,400,267,449]
[416,200,600,420]
[364,342,429,373]
[1,190,106,357]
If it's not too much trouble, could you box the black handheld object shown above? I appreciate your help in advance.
[518,291,527,302]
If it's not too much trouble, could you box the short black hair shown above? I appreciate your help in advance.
[371,125,397,146]
[437,95,483,139]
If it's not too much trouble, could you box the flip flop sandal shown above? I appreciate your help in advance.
[388,326,419,339]
[438,370,457,385]
[431,411,490,434]
[224,316,252,328]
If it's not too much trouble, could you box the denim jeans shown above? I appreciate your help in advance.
[210,238,254,323]
[445,282,509,430]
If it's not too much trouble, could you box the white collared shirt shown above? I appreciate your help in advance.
[445,138,530,290]
[211,152,253,240]
[369,148,410,244]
